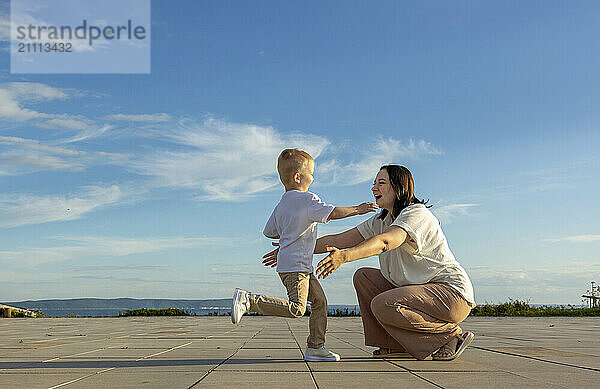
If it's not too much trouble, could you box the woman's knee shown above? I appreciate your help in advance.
[447,306,471,324]
[370,293,389,319]
[353,267,375,288]
[352,268,364,288]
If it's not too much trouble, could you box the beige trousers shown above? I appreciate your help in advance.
[249,272,327,348]
[353,267,472,360]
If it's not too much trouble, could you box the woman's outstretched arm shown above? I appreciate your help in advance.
[316,226,409,279]
[314,227,364,253]
[262,227,364,267]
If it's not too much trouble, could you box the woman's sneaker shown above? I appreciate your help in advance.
[304,347,341,361]
[231,288,250,324]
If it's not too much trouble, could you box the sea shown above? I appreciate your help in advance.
[31,305,361,318]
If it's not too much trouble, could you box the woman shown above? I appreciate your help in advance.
[265,165,475,361]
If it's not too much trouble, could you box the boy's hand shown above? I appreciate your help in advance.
[262,242,279,268]
[357,202,379,215]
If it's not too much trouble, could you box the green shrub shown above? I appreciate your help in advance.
[118,308,191,317]
[471,299,600,317]
[328,308,360,317]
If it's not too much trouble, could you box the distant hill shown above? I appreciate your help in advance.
[7,298,232,314]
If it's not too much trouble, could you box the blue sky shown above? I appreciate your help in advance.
[1,1,599,305]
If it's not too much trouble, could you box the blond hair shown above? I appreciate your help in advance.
[277,149,314,185]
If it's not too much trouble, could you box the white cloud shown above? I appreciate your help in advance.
[126,118,442,201]
[128,117,330,201]
[0,82,97,130]
[0,16,9,41]
[543,235,600,243]
[0,155,85,172]
[0,135,81,155]
[38,117,94,131]
[58,235,223,257]
[432,203,478,224]
[0,185,126,228]
[0,235,227,265]
[71,264,170,271]
[0,86,52,121]
[4,82,69,102]
[0,135,128,175]
[318,138,442,186]
[105,113,172,122]
[61,124,113,143]
[467,261,600,304]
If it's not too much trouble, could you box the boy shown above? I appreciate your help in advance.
[232,148,378,361]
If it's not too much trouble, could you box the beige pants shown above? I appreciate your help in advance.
[353,267,471,360]
[249,272,327,348]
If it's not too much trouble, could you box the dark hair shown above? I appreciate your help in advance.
[378,165,430,220]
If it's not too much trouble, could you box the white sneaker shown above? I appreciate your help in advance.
[304,347,341,362]
[231,288,250,324]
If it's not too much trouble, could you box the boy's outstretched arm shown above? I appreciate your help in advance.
[327,202,378,221]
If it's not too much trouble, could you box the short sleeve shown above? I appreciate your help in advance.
[307,193,335,223]
[263,210,278,238]
[356,214,378,239]
[391,205,430,253]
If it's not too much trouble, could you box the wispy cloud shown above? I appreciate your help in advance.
[57,235,224,257]
[126,118,442,201]
[105,113,172,122]
[0,84,55,121]
[0,15,9,41]
[0,82,95,130]
[3,81,69,102]
[0,155,85,172]
[0,135,81,155]
[61,124,114,143]
[543,235,600,243]
[467,261,600,304]
[0,135,128,175]
[128,117,330,201]
[0,235,225,265]
[38,116,95,131]
[0,185,128,228]
[432,203,478,224]
[71,264,171,272]
[318,138,442,186]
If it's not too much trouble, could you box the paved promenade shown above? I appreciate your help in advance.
[0,316,598,388]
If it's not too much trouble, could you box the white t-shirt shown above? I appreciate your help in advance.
[263,190,335,273]
[357,204,475,305]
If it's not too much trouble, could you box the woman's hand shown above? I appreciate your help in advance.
[316,246,347,279]
[262,242,279,268]
[357,202,379,215]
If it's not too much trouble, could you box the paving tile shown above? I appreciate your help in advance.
[313,372,435,388]
[196,371,316,388]
[0,372,94,389]
[70,370,203,388]
[216,348,308,372]
[307,357,406,372]
[418,371,566,389]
